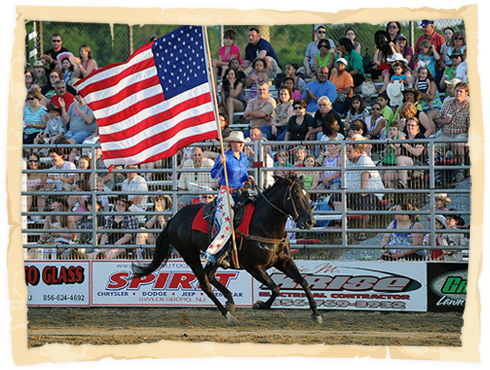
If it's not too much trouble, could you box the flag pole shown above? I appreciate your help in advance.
[203,26,240,269]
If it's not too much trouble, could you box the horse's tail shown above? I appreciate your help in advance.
[132,218,174,279]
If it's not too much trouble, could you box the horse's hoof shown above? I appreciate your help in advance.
[226,312,239,326]
[226,301,235,313]
[253,300,266,309]
[312,314,323,324]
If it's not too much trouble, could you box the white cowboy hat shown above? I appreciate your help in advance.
[387,53,409,66]
[387,82,404,104]
[434,215,448,229]
[224,131,246,143]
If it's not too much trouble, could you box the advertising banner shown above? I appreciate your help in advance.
[91,260,255,307]
[427,262,467,312]
[252,260,428,311]
[25,261,90,307]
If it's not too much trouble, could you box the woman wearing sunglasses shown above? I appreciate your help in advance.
[364,102,387,140]
[282,100,315,141]
[23,89,47,144]
[440,31,467,70]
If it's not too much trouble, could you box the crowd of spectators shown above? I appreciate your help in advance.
[23,21,470,261]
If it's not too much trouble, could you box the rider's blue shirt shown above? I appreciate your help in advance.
[211,149,249,189]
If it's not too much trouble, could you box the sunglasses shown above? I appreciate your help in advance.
[28,159,38,162]
[372,107,381,111]
[52,39,62,43]
[293,106,304,110]
[27,97,36,101]
[454,37,464,40]
[319,45,328,48]
[317,31,326,34]
[388,25,398,29]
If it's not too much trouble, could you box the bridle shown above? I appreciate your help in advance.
[251,179,301,222]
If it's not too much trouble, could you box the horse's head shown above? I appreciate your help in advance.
[274,175,316,230]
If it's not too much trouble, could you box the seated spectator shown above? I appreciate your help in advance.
[440,31,467,71]
[393,89,422,123]
[424,215,449,261]
[434,82,470,182]
[192,189,217,204]
[31,195,76,260]
[417,40,440,78]
[50,80,76,111]
[344,95,369,130]
[94,147,113,190]
[396,101,434,138]
[99,196,139,259]
[243,81,276,139]
[440,27,455,64]
[444,210,466,262]
[313,39,335,80]
[23,89,47,144]
[391,33,415,70]
[345,28,361,54]
[25,153,47,218]
[335,37,365,87]
[243,27,281,78]
[346,120,371,156]
[60,57,75,86]
[439,51,465,95]
[70,179,91,222]
[70,44,98,84]
[24,82,49,108]
[414,20,445,62]
[364,102,387,140]
[298,154,320,190]
[261,85,293,141]
[177,147,218,209]
[121,164,149,223]
[74,195,106,246]
[303,24,335,80]
[246,58,269,101]
[320,113,345,142]
[212,28,243,84]
[41,33,71,75]
[136,194,172,258]
[301,66,337,113]
[74,154,91,183]
[95,176,110,212]
[317,143,341,190]
[282,99,315,141]
[329,58,354,115]
[379,203,425,261]
[282,77,302,100]
[284,63,306,94]
[383,117,425,189]
[293,145,307,167]
[380,121,405,189]
[44,147,76,191]
[41,70,77,101]
[34,103,65,146]
[57,91,97,144]
[274,149,294,178]
[328,135,385,240]
[228,58,247,86]
[306,96,341,141]
[219,67,246,123]
[376,92,394,126]
[380,55,412,95]
[31,60,48,88]
[414,66,443,122]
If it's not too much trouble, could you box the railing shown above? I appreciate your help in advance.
[22,138,470,261]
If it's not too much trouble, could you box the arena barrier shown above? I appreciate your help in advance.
[24,259,467,312]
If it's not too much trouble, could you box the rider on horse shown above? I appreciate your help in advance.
[203,131,254,267]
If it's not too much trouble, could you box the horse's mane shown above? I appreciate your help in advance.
[261,175,298,197]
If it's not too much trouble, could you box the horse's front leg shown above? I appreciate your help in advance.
[247,266,280,309]
[276,257,323,324]
[204,263,236,312]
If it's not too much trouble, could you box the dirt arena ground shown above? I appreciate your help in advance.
[27,307,463,347]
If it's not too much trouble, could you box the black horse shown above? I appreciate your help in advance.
[132,175,322,326]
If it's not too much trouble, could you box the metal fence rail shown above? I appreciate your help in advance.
[22,138,471,261]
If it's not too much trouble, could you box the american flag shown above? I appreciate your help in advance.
[75,25,218,167]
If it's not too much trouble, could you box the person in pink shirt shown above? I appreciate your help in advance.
[211,28,243,84]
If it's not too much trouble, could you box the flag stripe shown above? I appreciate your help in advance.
[99,93,212,141]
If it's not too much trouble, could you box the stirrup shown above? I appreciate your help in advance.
[203,251,217,263]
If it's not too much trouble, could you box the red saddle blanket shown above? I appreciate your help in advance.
[191,204,255,238]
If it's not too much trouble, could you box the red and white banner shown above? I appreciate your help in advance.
[252,261,427,311]
[91,260,254,307]
[25,261,90,307]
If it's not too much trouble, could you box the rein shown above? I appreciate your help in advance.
[251,179,300,222]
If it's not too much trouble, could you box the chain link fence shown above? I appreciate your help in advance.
[25,19,465,73]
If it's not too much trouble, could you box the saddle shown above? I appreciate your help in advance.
[203,190,255,232]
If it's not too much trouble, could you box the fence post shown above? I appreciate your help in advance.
[409,21,414,49]
[128,25,133,56]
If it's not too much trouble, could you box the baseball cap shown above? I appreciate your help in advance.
[315,24,325,31]
[394,33,407,41]
[420,20,434,27]
[335,58,348,66]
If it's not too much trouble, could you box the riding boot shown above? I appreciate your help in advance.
[216,251,231,269]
